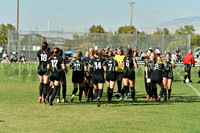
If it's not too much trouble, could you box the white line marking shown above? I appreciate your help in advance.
[176,71,200,97]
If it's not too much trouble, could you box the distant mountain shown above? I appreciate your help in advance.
[138,16,200,34]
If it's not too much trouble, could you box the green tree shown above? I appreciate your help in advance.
[89,25,105,33]
[118,25,136,34]
[0,23,15,45]
[153,27,170,35]
[175,25,195,35]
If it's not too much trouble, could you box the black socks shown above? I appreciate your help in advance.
[39,83,44,97]
[117,81,122,94]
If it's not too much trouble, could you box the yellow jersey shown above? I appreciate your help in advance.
[114,55,125,72]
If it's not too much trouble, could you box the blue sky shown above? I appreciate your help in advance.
[1,0,200,31]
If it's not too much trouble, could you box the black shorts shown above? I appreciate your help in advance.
[72,74,84,84]
[50,71,62,81]
[123,71,135,80]
[85,74,92,79]
[60,70,66,81]
[184,64,191,73]
[151,76,163,84]
[92,73,105,84]
[163,71,173,79]
[38,66,48,76]
[106,72,116,82]
[116,72,123,75]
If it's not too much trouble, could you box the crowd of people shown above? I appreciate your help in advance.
[37,42,199,107]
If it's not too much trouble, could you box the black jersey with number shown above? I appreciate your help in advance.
[150,60,165,83]
[164,60,173,79]
[49,56,64,72]
[124,56,134,72]
[83,57,90,67]
[105,59,118,73]
[89,57,105,75]
[165,60,173,71]
[147,60,155,74]
[37,50,49,67]
[70,58,85,75]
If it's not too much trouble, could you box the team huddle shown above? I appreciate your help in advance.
[37,42,176,107]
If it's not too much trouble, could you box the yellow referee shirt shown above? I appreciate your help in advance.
[114,55,125,73]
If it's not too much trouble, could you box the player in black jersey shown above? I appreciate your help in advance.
[47,48,65,106]
[163,53,175,100]
[83,49,95,102]
[88,49,106,107]
[144,49,153,100]
[37,42,50,104]
[69,50,85,103]
[58,50,68,103]
[104,52,118,103]
[120,49,138,102]
[147,53,165,102]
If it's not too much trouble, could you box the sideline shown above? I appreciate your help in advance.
[176,71,200,97]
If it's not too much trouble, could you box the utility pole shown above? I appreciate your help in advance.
[129,2,135,35]
[17,0,19,33]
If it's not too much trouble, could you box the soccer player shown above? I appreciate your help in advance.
[47,47,65,106]
[37,42,49,104]
[83,50,95,102]
[88,49,106,107]
[114,48,125,98]
[120,49,138,102]
[144,49,153,99]
[163,53,175,100]
[70,50,85,103]
[104,51,118,103]
[183,49,195,83]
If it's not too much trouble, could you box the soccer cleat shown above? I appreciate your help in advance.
[91,98,95,102]
[97,98,100,107]
[189,80,192,83]
[49,102,53,106]
[79,100,82,103]
[57,98,61,103]
[125,96,128,99]
[86,98,90,102]
[42,98,46,104]
[108,100,111,104]
[132,97,137,103]
[38,96,42,103]
[146,95,150,100]
[157,97,161,102]
[150,97,153,100]
[71,94,75,103]
[61,98,67,103]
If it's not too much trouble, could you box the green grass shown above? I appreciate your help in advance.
[0,63,200,133]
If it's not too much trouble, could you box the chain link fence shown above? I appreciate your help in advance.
[7,30,190,62]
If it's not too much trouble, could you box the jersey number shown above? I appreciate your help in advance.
[126,60,129,67]
[41,54,47,61]
[108,64,112,71]
[51,60,58,68]
[74,63,81,71]
[95,62,101,69]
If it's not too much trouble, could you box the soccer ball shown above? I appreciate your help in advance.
[185,79,189,83]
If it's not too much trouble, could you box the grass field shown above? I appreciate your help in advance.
[0,63,200,133]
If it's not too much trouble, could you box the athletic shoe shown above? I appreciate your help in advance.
[79,101,82,103]
[82,91,87,98]
[150,97,153,100]
[119,96,124,102]
[86,98,90,102]
[38,96,42,103]
[115,93,120,98]
[71,94,75,103]
[132,97,137,103]
[197,81,200,83]
[49,102,53,106]
[91,98,95,102]
[146,95,150,100]
[61,98,67,103]
[182,80,186,83]
[108,100,111,104]
[57,99,61,103]
[125,96,128,99]
[42,98,46,104]
[97,98,100,107]
[189,80,192,83]
[157,97,161,102]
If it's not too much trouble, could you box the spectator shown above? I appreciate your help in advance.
[171,52,177,62]
[65,54,71,64]
[176,52,183,62]
[175,48,180,54]
[10,52,18,63]
[2,51,9,63]
[133,46,139,57]
[0,45,3,59]
[18,54,26,63]
[195,47,200,59]
[114,49,118,55]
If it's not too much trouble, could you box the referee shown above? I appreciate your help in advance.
[183,49,195,83]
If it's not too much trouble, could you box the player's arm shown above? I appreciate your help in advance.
[171,59,175,69]
[133,57,138,69]
[37,57,39,65]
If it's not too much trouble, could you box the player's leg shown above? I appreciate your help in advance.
[129,79,137,102]
[38,75,44,103]
[168,79,172,100]
[49,81,60,106]
[71,83,78,103]
[109,81,116,103]
[42,75,49,104]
